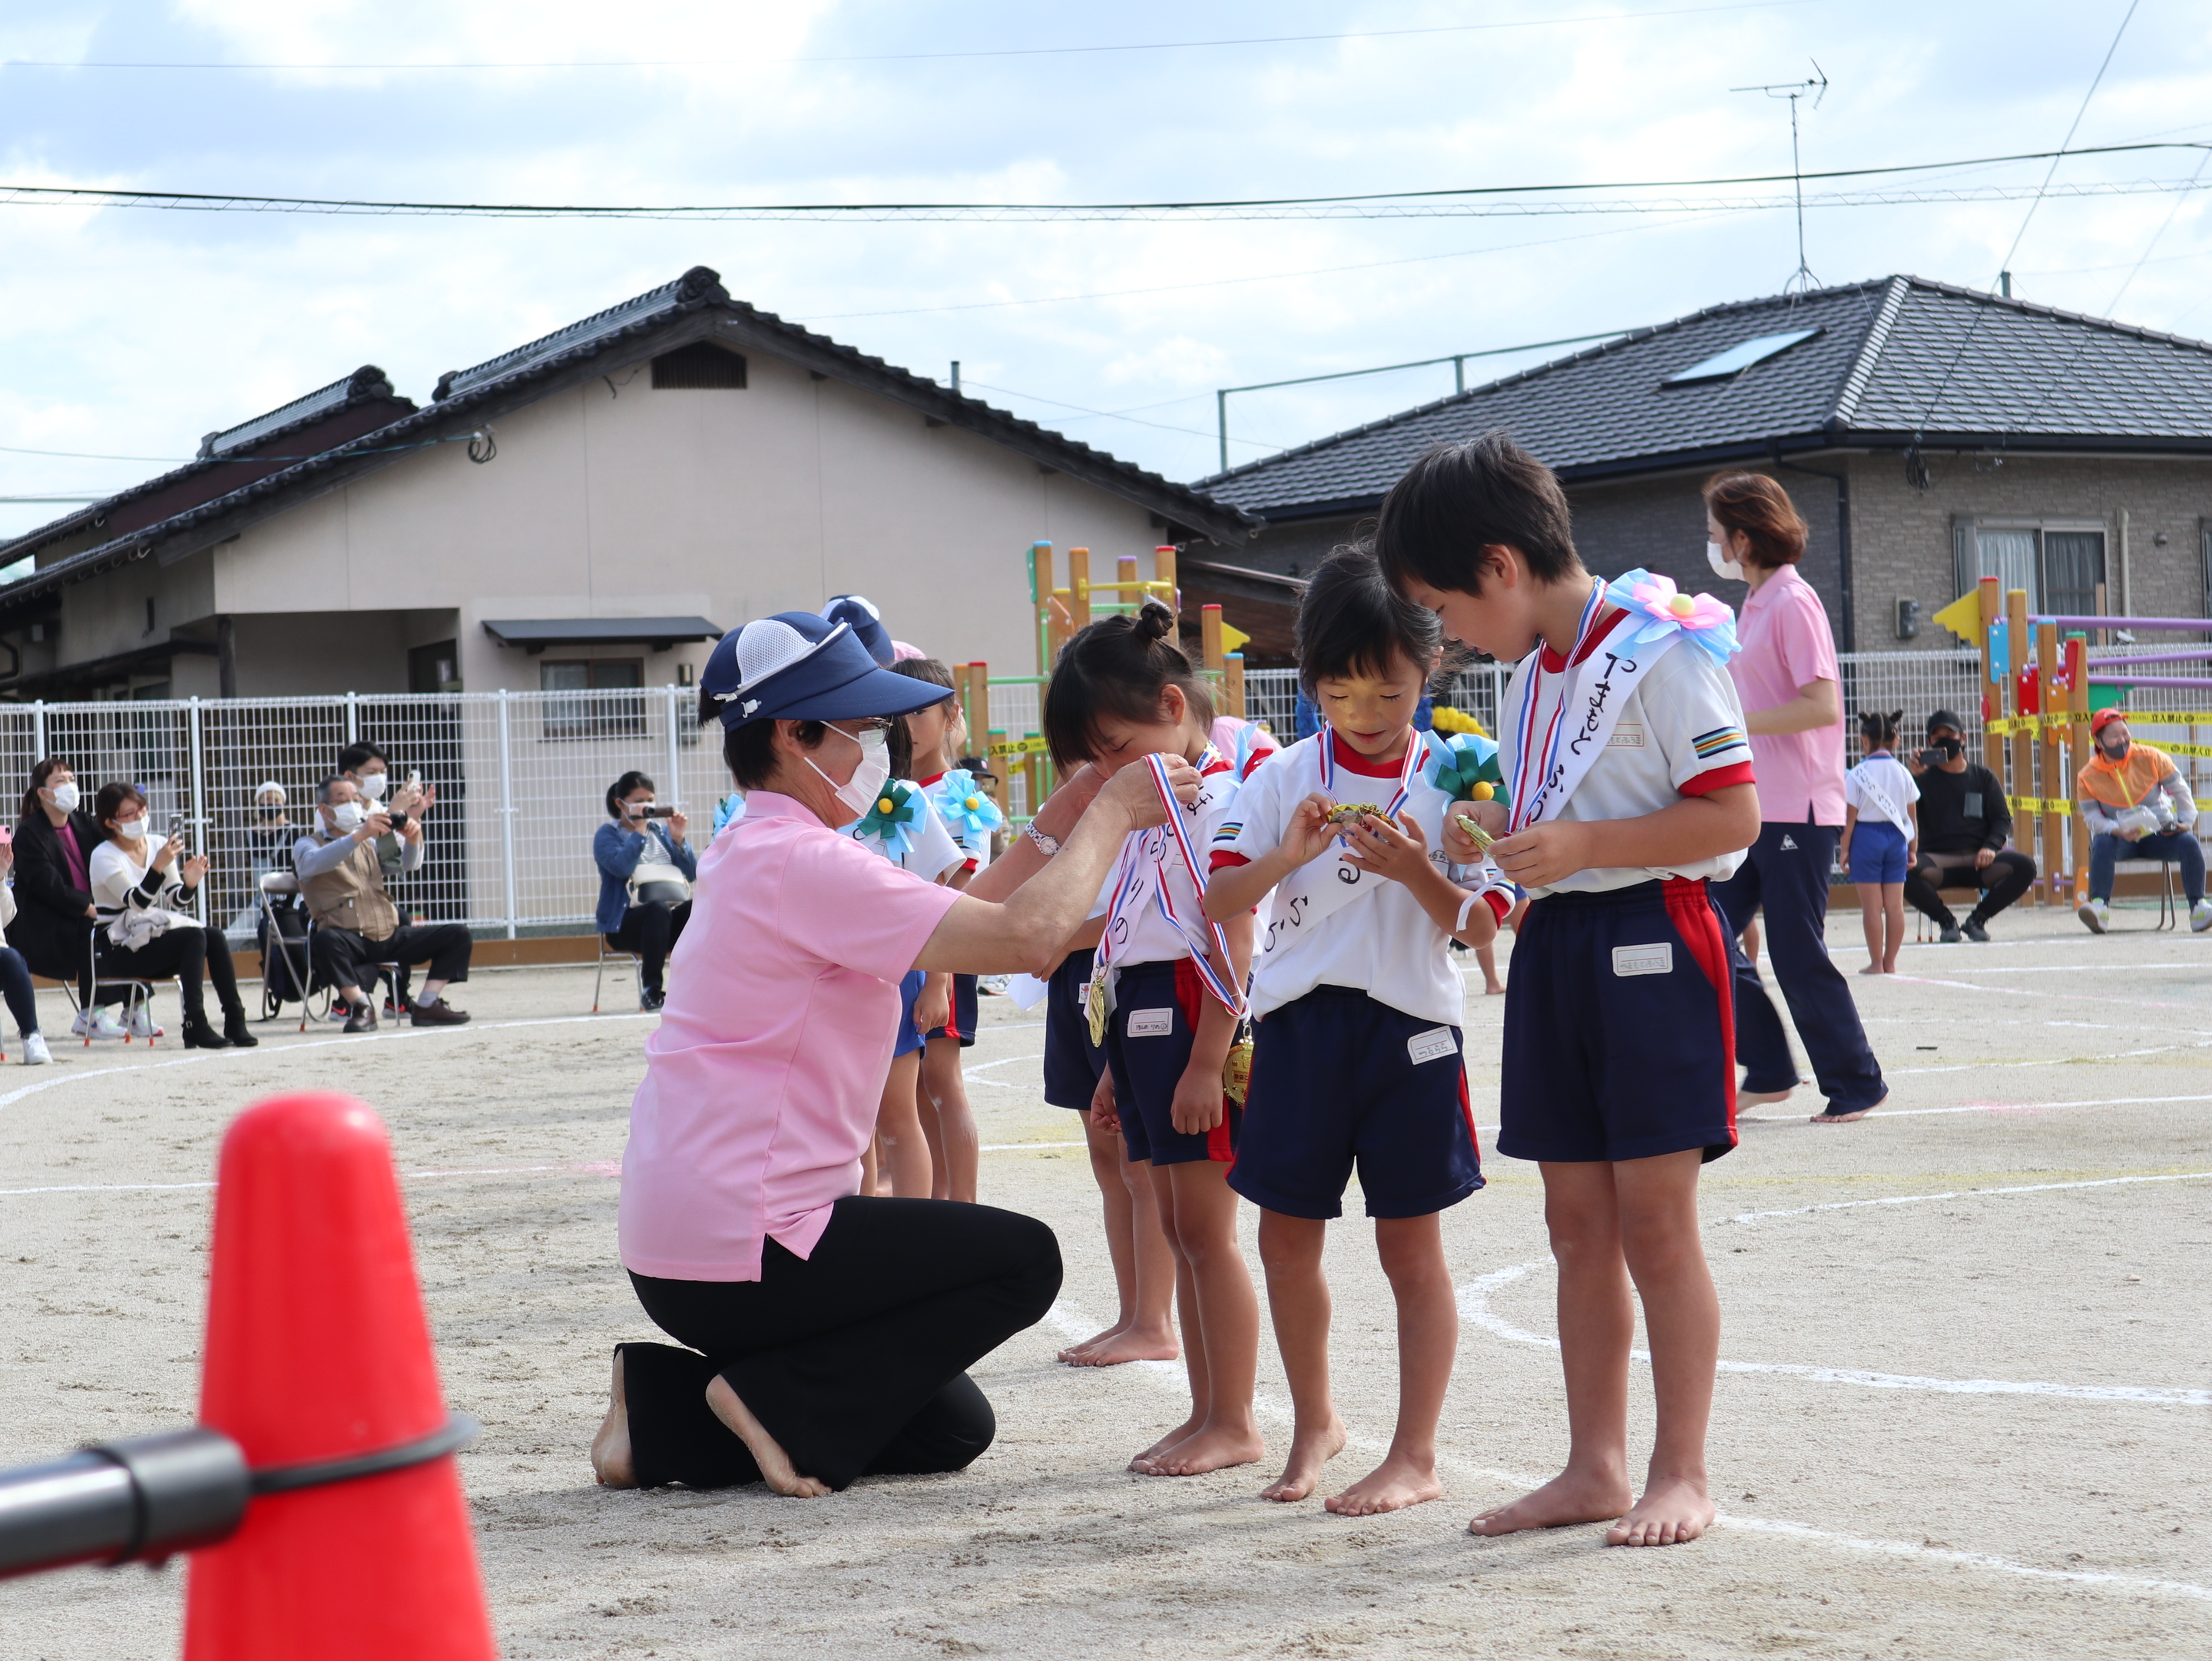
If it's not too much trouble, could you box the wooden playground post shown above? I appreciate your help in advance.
[1154,545,1178,614]
[1224,651,1246,720]
[1117,555,1139,602]
[1068,548,1091,631]
[2066,634,2091,905]
[1200,604,1225,671]
[959,663,990,761]
[1977,577,2003,780]
[2037,619,2060,904]
[1029,543,1055,677]
[2006,588,2036,902]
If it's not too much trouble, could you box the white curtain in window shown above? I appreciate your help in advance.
[1975,529,2039,613]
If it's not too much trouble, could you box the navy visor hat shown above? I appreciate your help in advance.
[700,611,952,728]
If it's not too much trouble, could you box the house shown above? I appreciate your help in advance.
[0,266,1253,700]
[1187,276,2212,655]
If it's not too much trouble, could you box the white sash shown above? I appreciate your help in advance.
[1853,764,1909,833]
[1088,751,1243,1022]
[1505,596,1681,834]
[1260,731,1437,960]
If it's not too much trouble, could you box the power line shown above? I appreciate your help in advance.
[0,2,1823,71]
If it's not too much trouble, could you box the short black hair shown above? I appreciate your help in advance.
[337,741,389,774]
[1296,543,1444,696]
[888,657,958,780]
[1041,599,1215,771]
[607,770,655,818]
[1374,431,1578,598]
[724,719,829,791]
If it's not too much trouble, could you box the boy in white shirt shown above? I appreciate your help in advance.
[1381,433,1760,1549]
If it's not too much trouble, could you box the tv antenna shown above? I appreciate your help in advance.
[1731,60,1828,296]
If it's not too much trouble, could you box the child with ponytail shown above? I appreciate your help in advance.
[1042,598,1263,1477]
[1841,710,1918,974]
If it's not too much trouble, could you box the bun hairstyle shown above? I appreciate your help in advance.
[1858,709,1903,752]
[1703,471,1808,569]
[1042,597,1215,771]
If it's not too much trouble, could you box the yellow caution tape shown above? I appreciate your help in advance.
[2005,797,2076,815]
[2115,713,2212,728]
[986,735,1053,758]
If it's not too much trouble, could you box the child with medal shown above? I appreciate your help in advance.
[1041,599,1264,1478]
[1203,546,1511,1515]
[1379,433,1760,1550]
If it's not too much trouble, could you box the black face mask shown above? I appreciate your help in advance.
[1923,738,1963,762]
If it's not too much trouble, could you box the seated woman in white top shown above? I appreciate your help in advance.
[87,783,258,1051]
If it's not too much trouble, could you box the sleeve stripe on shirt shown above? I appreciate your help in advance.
[1691,725,1749,759]
[1680,761,1755,797]
[1208,850,1250,871]
[1210,820,1243,844]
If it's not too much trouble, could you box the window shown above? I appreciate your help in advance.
[651,342,747,390]
[1952,519,2106,618]
[541,658,644,738]
[1663,329,1820,385]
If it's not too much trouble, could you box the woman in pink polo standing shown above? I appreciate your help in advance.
[1704,472,1887,1125]
[591,605,1194,1497]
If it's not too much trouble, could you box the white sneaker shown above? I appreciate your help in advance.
[2193,899,2212,934]
[20,1033,50,1066]
[2078,898,2110,934]
[71,1008,126,1041]
[126,1005,164,1040]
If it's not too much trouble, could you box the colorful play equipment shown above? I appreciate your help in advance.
[1932,577,2212,907]
[0,1092,495,1659]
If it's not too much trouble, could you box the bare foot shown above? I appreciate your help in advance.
[1144,1421,1266,1477]
[1068,1326,1181,1368]
[1326,1448,1441,1516]
[704,1374,830,1497]
[1738,1082,1798,1107]
[1260,1417,1347,1502]
[1605,1474,1715,1547]
[1468,1468,1631,1537]
[1811,1108,1869,1123]
[1057,1321,1125,1362]
[1483,982,1506,996]
[1128,1416,1203,1472]
[591,1350,636,1488]
[1856,963,1884,976]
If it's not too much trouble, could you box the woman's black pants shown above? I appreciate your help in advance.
[623,1196,1061,1492]
[0,947,38,1036]
[100,927,245,1024]
[607,900,690,994]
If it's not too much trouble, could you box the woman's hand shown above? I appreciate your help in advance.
[180,853,210,888]
[667,809,689,844]
[0,844,15,880]
[1094,754,1200,834]
[1169,1057,1224,1136]
[1442,797,1508,864]
[1342,810,1438,888]
[1087,1066,1119,1135]
[151,834,182,874]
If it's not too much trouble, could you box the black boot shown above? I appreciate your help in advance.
[181,1013,230,1051]
[223,1008,260,1048]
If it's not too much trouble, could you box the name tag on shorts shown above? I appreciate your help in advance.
[1608,722,1644,748]
[1612,943,1673,978]
[1127,1008,1174,1038]
[1406,1026,1457,1066]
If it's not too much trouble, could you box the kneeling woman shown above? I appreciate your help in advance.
[88,784,258,1049]
[594,608,1194,1496]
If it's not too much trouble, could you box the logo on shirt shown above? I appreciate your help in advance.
[1779,835,1799,850]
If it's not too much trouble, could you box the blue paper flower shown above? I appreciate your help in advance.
[1423,732,1504,804]
[1602,568,1740,664]
[929,768,1005,845]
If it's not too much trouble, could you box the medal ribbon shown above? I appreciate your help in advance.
[1505,580,1607,835]
[1318,726,1429,827]
[1141,750,1249,1020]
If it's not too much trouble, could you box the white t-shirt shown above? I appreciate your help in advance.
[1500,611,1756,896]
[1099,751,1243,970]
[1217,730,1481,1028]
[848,784,963,882]
[920,771,994,874]
[1844,753,1919,835]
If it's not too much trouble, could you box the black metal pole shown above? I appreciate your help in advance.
[0,1429,248,1579]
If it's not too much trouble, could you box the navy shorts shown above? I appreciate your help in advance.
[1044,948,1109,1109]
[1849,820,1909,885]
[1498,878,1737,1164]
[893,970,926,1059]
[1230,986,1482,1220]
[925,973,980,1049]
[1102,959,1240,1167]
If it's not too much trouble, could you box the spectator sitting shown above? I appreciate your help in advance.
[2073,710,2209,934]
[0,834,52,1063]
[88,784,259,1050]
[294,776,471,1033]
[1902,710,2036,942]
[337,741,431,1014]
[12,758,127,1040]
[594,771,694,1013]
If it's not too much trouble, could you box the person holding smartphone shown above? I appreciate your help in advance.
[594,771,695,1012]
[1902,710,2036,942]
[88,783,258,1050]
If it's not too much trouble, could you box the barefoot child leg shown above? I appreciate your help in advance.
[875,981,932,1198]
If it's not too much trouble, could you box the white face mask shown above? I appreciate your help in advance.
[47,781,79,814]
[329,801,367,833]
[358,771,389,801]
[1707,539,1745,582]
[807,726,892,821]
[115,815,148,840]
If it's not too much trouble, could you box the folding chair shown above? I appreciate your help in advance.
[88,929,169,1047]
[2112,858,2180,931]
[593,934,643,1014]
[257,870,331,1032]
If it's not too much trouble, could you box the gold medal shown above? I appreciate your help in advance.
[1453,811,1496,853]
[1222,1034,1254,1106]
[1086,971,1109,1049]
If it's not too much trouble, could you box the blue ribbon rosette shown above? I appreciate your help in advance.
[853,780,927,860]
[1601,568,1740,664]
[929,768,1005,847]
[1424,731,1507,812]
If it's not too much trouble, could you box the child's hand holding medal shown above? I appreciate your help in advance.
[1339,808,1436,887]
[1443,798,1508,864]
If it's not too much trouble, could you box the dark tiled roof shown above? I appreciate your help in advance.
[1198,276,2212,519]
[200,365,399,457]
[0,267,1252,613]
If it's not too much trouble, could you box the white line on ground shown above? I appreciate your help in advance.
[982,1140,1086,1153]
[0,1162,606,1199]
[1742,1092,2212,1123]
[1717,1169,2212,1225]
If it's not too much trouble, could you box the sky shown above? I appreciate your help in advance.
[2,0,2210,544]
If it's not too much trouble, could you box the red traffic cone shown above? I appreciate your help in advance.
[184,1092,496,1660]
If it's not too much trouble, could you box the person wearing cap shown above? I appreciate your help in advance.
[2074,711,2210,933]
[594,601,1200,1499]
[1904,711,2036,941]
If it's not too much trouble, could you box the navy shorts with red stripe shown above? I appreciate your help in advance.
[893,970,926,1060]
[1230,986,1482,1220]
[1498,877,1739,1164]
[925,973,980,1049]
[1043,948,1108,1109]
[1102,958,1240,1166]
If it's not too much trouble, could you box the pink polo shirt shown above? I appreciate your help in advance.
[618,791,961,1282]
[1727,565,1846,826]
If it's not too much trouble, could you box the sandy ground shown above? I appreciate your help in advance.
[3,903,2210,1659]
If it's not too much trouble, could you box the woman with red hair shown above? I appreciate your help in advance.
[1703,472,1886,1125]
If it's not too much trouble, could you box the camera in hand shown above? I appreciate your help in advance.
[388,810,409,831]
[639,805,677,819]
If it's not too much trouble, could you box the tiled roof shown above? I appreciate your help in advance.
[1198,276,2212,519]
[200,365,399,457]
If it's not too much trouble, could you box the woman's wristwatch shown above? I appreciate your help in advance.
[1023,822,1061,857]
